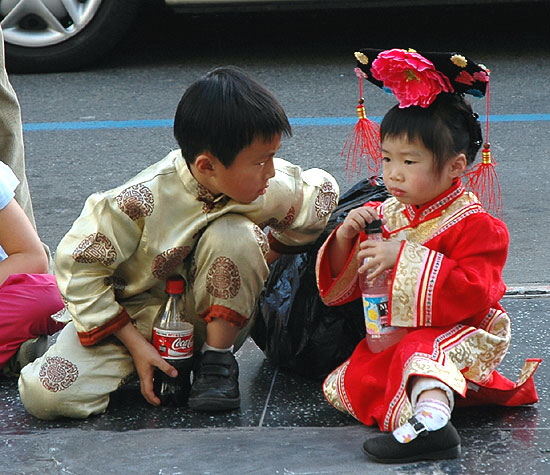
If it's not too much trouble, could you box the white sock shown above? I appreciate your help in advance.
[201,343,234,354]
[392,398,451,444]
[414,398,451,431]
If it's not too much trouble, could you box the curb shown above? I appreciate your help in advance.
[504,284,550,298]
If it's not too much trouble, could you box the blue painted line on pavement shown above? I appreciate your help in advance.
[23,119,173,131]
[22,114,550,132]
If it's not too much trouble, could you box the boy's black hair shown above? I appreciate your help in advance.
[174,67,292,167]
[380,93,482,173]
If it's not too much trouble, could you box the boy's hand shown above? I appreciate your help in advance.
[132,340,178,406]
[115,321,178,406]
[336,206,380,241]
[358,239,401,281]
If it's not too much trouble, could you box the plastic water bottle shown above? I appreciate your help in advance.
[359,220,407,353]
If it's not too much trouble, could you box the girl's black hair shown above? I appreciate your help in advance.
[174,67,292,167]
[380,93,482,173]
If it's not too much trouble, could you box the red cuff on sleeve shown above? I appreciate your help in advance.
[200,305,248,329]
[77,308,131,346]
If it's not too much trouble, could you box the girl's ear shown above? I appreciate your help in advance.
[449,153,467,178]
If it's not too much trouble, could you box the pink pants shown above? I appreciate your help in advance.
[0,273,65,369]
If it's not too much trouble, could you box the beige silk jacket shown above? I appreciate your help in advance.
[54,150,339,346]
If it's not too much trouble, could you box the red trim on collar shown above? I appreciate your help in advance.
[404,180,465,225]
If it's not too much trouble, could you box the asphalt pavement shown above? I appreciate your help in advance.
[2,3,550,474]
[2,295,550,474]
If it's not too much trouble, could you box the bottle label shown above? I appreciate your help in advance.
[152,323,194,359]
[362,294,392,335]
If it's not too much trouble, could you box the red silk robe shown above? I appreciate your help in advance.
[316,180,540,431]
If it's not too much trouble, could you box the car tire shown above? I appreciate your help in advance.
[2,0,143,73]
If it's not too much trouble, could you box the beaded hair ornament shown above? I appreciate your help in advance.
[343,47,501,217]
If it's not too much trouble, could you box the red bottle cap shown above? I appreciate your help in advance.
[166,277,185,294]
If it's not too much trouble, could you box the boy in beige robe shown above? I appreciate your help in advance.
[19,67,339,419]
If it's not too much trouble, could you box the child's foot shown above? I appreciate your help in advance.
[188,350,240,411]
[362,418,461,463]
[1,335,48,378]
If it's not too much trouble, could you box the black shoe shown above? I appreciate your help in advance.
[362,418,461,464]
[188,350,240,411]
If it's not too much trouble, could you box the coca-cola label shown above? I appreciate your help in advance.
[152,327,194,359]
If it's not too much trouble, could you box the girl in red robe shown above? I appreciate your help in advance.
[316,49,540,464]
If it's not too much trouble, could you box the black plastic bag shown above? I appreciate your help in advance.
[251,177,390,380]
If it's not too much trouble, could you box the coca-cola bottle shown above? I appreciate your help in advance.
[152,275,194,406]
[359,220,407,353]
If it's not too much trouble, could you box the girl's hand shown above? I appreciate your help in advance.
[336,206,380,241]
[358,239,401,281]
[328,206,382,278]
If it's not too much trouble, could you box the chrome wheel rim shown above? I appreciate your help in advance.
[0,0,103,47]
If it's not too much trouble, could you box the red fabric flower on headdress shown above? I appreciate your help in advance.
[371,49,454,108]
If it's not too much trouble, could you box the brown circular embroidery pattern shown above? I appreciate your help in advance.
[253,225,270,257]
[115,184,154,220]
[270,206,296,232]
[72,233,117,266]
[39,356,79,392]
[206,256,240,299]
[152,246,191,280]
[315,181,338,219]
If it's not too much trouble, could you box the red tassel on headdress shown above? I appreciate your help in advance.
[465,142,502,218]
[341,73,382,181]
[464,76,503,218]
